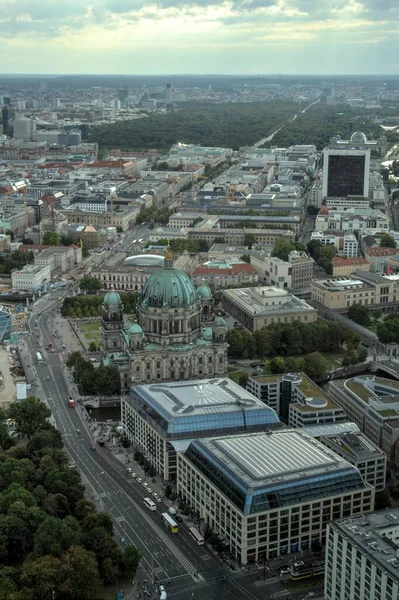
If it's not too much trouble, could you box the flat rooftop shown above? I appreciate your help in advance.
[321,431,384,460]
[128,378,280,438]
[221,286,316,317]
[185,430,368,514]
[332,509,399,583]
[345,376,399,419]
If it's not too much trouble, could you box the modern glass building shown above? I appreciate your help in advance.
[0,306,12,342]
[177,430,374,564]
[322,148,370,198]
[121,378,280,480]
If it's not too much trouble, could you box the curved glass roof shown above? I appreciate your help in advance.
[127,379,279,439]
[123,254,165,267]
[184,430,368,515]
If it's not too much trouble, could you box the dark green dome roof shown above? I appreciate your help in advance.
[103,290,121,306]
[197,284,212,299]
[140,267,198,309]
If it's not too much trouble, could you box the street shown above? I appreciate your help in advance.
[18,293,306,599]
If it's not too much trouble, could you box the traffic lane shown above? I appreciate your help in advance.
[65,441,187,579]
[165,576,258,600]
[38,366,193,579]
[35,317,218,576]
[64,442,178,578]
[85,445,217,576]
[41,344,221,575]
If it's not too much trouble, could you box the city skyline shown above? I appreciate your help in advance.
[0,0,398,75]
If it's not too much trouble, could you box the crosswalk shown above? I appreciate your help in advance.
[153,567,165,576]
[115,516,124,523]
[139,514,197,576]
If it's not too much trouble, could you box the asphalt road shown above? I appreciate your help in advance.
[19,293,301,599]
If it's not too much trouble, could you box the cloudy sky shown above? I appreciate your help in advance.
[0,0,398,74]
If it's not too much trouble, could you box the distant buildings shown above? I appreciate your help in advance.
[221,286,317,332]
[325,509,399,600]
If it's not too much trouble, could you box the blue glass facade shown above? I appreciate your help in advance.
[185,441,366,515]
[129,387,280,440]
[0,309,12,342]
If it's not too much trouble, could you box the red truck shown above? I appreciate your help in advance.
[68,397,75,408]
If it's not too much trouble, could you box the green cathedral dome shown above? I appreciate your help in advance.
[103,290,121,306]
[140,267,198,309]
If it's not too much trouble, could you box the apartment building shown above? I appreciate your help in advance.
[310,231,359,258]
[325,510,399,600]
[331,257,370,277]
[221,286,317,332]
[363,247,398,273]
[320,432,386,492]
[178,429,374,564]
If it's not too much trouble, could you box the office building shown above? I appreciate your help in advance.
[328,130,387,157]
[1,106,15,137]
[363,246,398,273]
[0,306,12,342]
[328,376,399,463]
[322,149,370,199]
[12,117,36,142]
[320,432,386,492]
[247,372,340,426]
[221,286,317,332]
[325,509,399,600]
[121,378,280,480]
[178,429,374,564]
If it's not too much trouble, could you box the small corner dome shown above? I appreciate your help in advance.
[103,290,121,306]
[197,284,212,300]
[128,322,143,335]
[213,315,226,327]
[350,131,367,144]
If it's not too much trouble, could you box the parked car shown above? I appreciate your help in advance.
[175,516,183,523]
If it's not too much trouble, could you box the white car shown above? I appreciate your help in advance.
[280,567,291,575]
[136,477,143,483]
[130,472,137,478]
[146,487,152,493]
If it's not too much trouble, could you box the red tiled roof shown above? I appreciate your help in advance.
[332,257,370,266]
[365,247,397,257]
[318,205,329,216]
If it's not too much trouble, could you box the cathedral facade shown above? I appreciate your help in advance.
[101,250,228,390]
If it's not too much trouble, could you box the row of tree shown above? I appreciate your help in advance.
[66,352,121,396]
[146,237,209,254]
[268,104,381,150]
[347,304,399,345]
[61,292,138,318]
[226,321,360,360]
[0,397,140,600]
[0,250,34,275]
